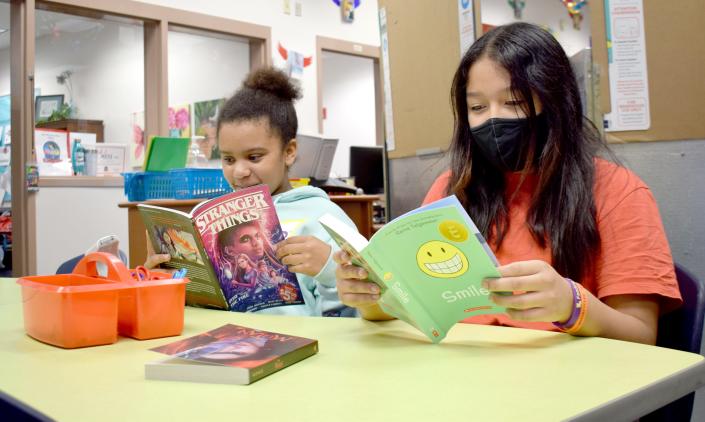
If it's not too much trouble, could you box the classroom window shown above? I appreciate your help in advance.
[167,26,250,161]
[33,6,144,147]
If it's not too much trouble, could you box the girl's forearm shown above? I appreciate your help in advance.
[570,290,658,345]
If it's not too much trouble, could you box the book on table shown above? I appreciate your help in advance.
[318,195,505,343]
[138,184,304,312]
[145,324,318,385]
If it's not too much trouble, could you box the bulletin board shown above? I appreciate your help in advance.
[590,1,705,142]
[377,0,482,159]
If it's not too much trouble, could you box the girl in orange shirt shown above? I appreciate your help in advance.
[334,22,680,344]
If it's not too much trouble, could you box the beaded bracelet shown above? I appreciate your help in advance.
[552,278,580,330]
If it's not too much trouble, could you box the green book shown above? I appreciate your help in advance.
[319,195,504,343]
[144,136,190,171]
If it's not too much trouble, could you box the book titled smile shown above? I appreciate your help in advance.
[319,196,505,343]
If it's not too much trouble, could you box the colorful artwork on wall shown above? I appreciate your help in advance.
[193,98,225,160]
[277,42,312,79]
[168,104,191,138]
[129,111,145,169]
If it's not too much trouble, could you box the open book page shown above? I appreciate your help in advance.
[191,185,304,312]
[138,204,227,309]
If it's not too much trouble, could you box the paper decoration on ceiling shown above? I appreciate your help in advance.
[507,0,526,19]
[560,0,588,30]
[332,0,360,23]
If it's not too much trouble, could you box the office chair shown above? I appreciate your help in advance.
[643,263,705,422]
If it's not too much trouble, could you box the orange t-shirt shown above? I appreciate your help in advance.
[422,159,681,331]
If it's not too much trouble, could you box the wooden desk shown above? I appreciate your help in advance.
[118,195,378,267]
[2,279,704,422]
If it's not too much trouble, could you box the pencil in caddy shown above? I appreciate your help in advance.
[17,252,190,349]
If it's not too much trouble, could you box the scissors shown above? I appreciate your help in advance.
[131,265,152,281]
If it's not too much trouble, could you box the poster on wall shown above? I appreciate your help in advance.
[603,0,650,132]
[458,0,475,56]
[96,143,127,176]
[193,98,225,160]
[130,111,145,169]
[378,7,395,152]
[286,50,305,79]
[168,104,191,138]
[35,129,72,176]
[277,42,312,79]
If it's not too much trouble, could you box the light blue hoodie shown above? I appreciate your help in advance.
[255,186,358,317]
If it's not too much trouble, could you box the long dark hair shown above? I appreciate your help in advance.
[217,67,301,146]
[447,22,605,282]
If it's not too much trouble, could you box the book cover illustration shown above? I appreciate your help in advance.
[319,195,504,343]
[192,185,304,312]
[147,324,318,384]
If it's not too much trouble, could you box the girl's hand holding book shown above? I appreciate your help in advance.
[333,250,393,321]
[144,230,173,270]
[276,236,332,277]
[482,260,574,324]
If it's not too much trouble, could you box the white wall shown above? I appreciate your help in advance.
[35,186,129,275]
[480,0,591,57]
[321,51,376,177]
[168,31,250,107]
[138,0,381,137]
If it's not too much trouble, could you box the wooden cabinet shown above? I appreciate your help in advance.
[36,119,105,142]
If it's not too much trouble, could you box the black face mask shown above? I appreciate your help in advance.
[470,114,549,172]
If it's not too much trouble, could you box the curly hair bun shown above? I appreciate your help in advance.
[243,67,301,101]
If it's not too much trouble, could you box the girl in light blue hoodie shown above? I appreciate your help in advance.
[147,67,358,317]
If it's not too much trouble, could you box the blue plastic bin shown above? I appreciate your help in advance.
[123,169,231,201]
[171,168,232,199]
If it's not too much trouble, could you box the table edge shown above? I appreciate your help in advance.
[568,357,705,421]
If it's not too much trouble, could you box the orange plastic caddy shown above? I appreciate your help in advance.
[17,252,189,348]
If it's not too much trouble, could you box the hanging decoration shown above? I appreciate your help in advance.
[560,0,588,30]
[332,0,360,23]
[277,42,313,79]
[507,0,526,19]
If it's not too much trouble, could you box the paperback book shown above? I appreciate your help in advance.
[145,324,318,385]
[319,195,505,343]
[138,184,304,312]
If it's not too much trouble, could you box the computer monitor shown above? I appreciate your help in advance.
[289,134,338,181]
[349,145,385,194]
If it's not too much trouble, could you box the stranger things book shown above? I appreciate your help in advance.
[145,324,318,385]
[319,195,506,343]
[138,185,304,312]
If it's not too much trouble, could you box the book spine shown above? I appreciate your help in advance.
[362,247,445,343]
[249,341,319,383]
